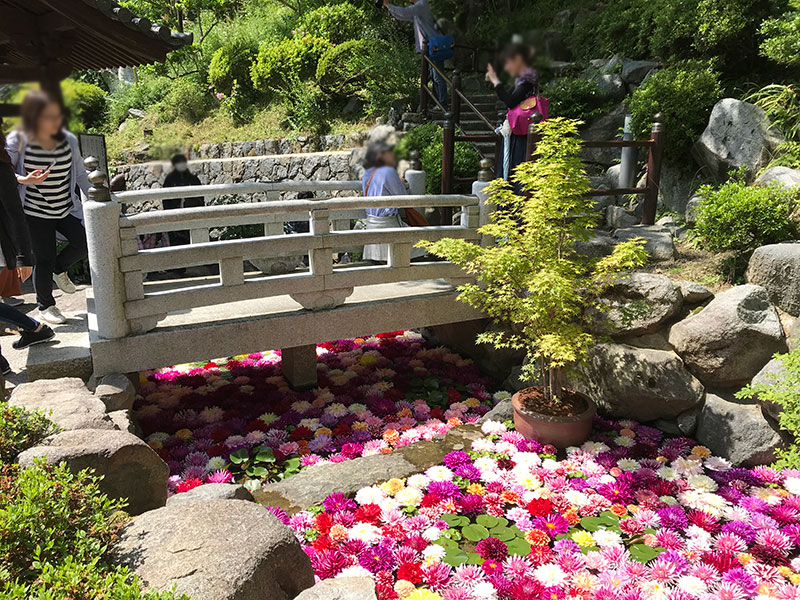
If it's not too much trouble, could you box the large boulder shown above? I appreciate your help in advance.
[755,166,800,190]
[790,318,800,351]
[679,280,714,304]
[746,243,800,316]
[592,73,627,102]
[9,378,114,431]
[668,285,786,387]
[295,577,377,600]
[621,60,660,84]
[657,163,695,213]
[606,205,638,229]
[695,393,786,466]
[568,343,704,421]
[751,357,788,421]
[684,194,702,228]
[17,429,168,514]
[613,225,677,261]
[111,500,313,600]
[694,98,784,180]
[581,104,627,166]
[167,483,255,506]
[593,273,683,336]
[94,373,136,412]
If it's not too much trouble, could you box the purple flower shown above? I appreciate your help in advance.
[458,494,484,516]
[443,451,472,469]
[475,537,508,561]
[428,480,461,499]
[322,492,356,513]
[358,544,396,573]
[657,506,688,531]
[722,567,757,595]
[454,464,481,482]
[265,505,290,525]
[533,514,569,537]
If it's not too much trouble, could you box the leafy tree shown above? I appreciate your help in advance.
[420,119,647,401]
[761,0,800,68]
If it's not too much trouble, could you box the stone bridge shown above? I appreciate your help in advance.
[81,172,491,386]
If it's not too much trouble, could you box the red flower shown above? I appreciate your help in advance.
[528,545,554,566]
[430,408,444,420]
[526,498,554,517]
[290,426,313,441]
[203,362,218,370]
[312,534,332,551]
[175,478,203,493]
[421,493,443,507]
[376,583,399,600]
[315,512,334,534]
[333,423,352,437]
[381,523,406,540]
[354,503,382,524]
[397,562,424,584]
[446,389,461,404]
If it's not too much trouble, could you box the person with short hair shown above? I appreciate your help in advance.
[162,153,204,247]
[384,0,449,109]
[5,91,90,325]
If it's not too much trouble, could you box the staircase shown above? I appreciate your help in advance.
[430,78,502,158]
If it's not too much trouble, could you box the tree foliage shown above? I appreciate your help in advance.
[420,119,648,401]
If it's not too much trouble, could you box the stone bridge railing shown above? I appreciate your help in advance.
[84,175,490,346]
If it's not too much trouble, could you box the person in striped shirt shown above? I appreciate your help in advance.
[5,92,90,325]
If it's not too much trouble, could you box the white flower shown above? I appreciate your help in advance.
[481,420,507,436]
[291,400,312,413]
[564,489,590,507]
[325,403,348,418]
[617,459,640,472]
[425,465,454,481]
[147,432,170,442]
[349,403,367,414]
[677,575,706,595]
[422,526,442,542]
[422,544,447,561]
[471,438,494,452]
[355,486,385,505]
[534,563,567,586]
[348,522,382,543]
[542,458,560,471]
[493,391,512,401]
[395,487,423,507]
[614,435,634,448]
[785,477,800,495]
[206,456,227,471]
[673,457,703,476]
[474,457,497,473]
[472,581,498,599]
[704,456,731,472]
[336,565,372,579]
[581,441,610,454]
[407,474,431,489]
[299,418,320,430]
[687,474,718,492]
[657,467,679,481]
[660,495,679,506]
[593,529,623,547]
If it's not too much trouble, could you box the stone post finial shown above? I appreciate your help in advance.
[83,155,99,172]
[88,170,111,202]
[478,158,494,182]
[409,150,422,171]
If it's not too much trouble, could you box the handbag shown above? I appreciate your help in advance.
[507,95,549,135]
[403,207,429,227]
[427,34,455,61]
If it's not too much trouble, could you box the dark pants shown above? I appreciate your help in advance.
[26,214,88,310]
[0,300,39,371]
[430,57,449,110]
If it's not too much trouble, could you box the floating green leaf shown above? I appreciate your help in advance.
[490,526,517,541]
[442,514,468,527]
[462,524,490,542]
[229,449,249,464]
[443,548,468,567]
[628,544,664,564]
[506,537,532,556]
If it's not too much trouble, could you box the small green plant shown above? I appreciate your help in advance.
[737,347,800,468]
[0,402,56,463]
[629,61,722,161]
[544,77,614,122]
[420,118,648,401]
[229,445,302,482]
[693,169,798,277]
[296,2,372,45]
[746,84,800,141]
[769,142,800,169]
[159,77,212,124]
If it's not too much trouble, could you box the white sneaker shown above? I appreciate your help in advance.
[53,272,77,294]
[38,306,67,325]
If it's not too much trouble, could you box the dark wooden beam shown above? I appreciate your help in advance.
[0,103,21,118]
[0,65,45,83]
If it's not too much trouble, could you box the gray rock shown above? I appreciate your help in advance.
[95,372,136,412]
[18,429,168,514]
[10,378,114,431]
[755,166,800,190]
[593,273,683,336]
[606,205,639,228]
[657,162,695,213]
[695,393,786,466]
[751,357,788,421]
[296,577,377,600]
[108,409,142,436]
[581,104,627,166]
[568,343,705,421]
[694,99,785,180]
[613,225,677,261]
[111,500,313,600]
[622,60,660,84]
[668,285,786,387]
[618,331,673,351]
[575,232,616,257]
[481,398,514,422]
[684,194,702,227]
[592,73,627,102]
[679,280,714,304]
[677,406,700,436]
[167,483,255,505]
[604,164,621,189]
[654,419,681,436]
[746,243,800,316]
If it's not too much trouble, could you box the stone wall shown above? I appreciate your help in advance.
[115,150,362,193]
[188,132,367,160]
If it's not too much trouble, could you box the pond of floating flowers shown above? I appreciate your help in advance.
[269,419,800,600]
[134,331,496,494]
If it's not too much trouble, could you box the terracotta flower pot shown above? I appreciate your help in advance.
[511,388,597,448]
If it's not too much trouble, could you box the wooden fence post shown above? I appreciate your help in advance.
[642,112,665,225]
[419,41,430,116]
[525,112,544,162]
[452,69,462,127]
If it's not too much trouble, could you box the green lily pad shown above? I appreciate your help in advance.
[490,526,517,541]
[628,544,664,564]
[443,548,468,567]
[506,537,532,556]
[462,524,490,542]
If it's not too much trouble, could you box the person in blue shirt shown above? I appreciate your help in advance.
[384,0,448,109]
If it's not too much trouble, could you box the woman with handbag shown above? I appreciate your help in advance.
[361,141,427,263]
[486,44,546,188]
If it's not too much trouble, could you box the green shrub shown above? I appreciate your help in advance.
[250,34,332,97]
[296,2,371,44]
[544,77,614,122]
[629,61,722,161]
[737,346,800,469]
[760,0,800,68]
[106,77,172,127]
[62,79,108,133]
[746,83,800,140]
[0,402,56,463]
[208,36,259,97]
[286,81,331,133]
[395,122,442,161]
[159,77,212,124]
[769,141,800,169]
[694,173,798,270]
[0,462,126,584]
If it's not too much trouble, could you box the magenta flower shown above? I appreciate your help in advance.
[533,514,569,538]
[475,537,508,561]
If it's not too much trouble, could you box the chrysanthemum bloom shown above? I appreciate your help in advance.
[205,469,234,484]
[533,514,569,538]
[475,537,508,561]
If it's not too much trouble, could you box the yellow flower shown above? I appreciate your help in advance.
[381,478,405,496]
[148,440,163,451]
[655,456,668,462]
[360,355,379,366]
[352,421,368,431]
[467,483,485,496]
[526,529,550,546]
[571,530,595,548]
[465,397,480,408]
[406,589,442,600]
[175,428,192,440]
[315,427,332,438]
[778,566,793,578]
[790,573,800,585]
[691,445,711,458]
[737,552,755,566]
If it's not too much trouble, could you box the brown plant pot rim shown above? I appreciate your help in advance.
[511,387,597,424]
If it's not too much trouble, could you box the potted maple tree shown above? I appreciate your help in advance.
[421,118,647,447]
